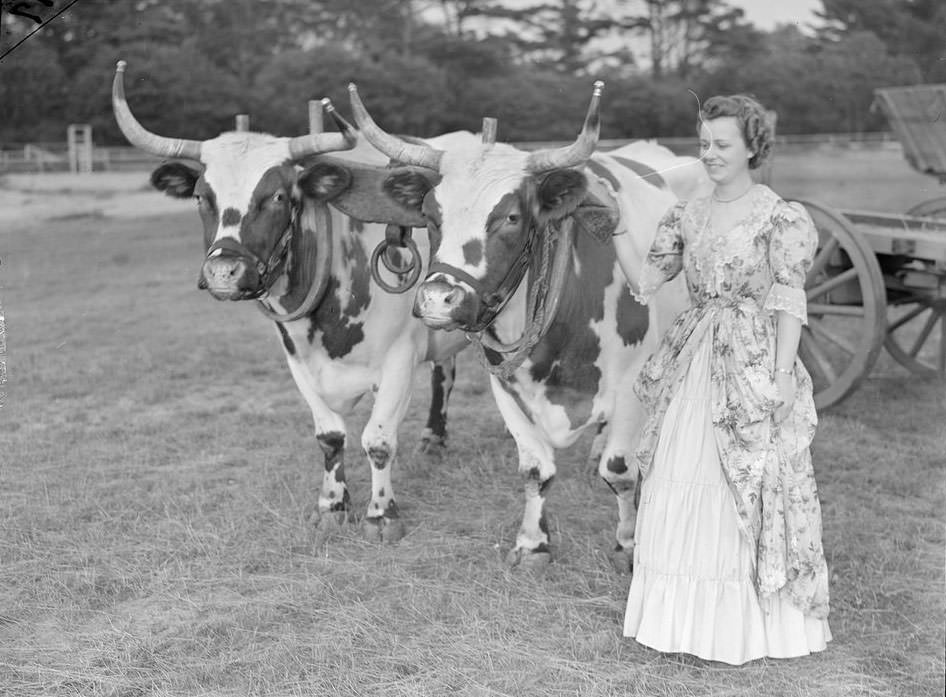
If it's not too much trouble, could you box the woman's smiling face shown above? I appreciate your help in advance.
[698,116,752,184]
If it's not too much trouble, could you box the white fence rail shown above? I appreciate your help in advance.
[0,132,899,174]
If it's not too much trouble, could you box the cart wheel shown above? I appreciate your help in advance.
[884,289,945,378]
[906,196,946,220]
[795,200,887,410]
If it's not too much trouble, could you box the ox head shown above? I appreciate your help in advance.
[348,81,603,331]
[112,60,358,302]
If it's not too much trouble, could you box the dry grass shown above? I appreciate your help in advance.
[0,147,944,696]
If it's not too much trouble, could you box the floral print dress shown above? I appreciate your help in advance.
[622,184,831,664]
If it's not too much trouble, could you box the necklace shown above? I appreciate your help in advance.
[712,185,754,204]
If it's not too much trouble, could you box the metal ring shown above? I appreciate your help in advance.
[370,237,423,294]
[379,243,416,274]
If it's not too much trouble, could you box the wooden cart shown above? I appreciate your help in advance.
[794,84,946,409]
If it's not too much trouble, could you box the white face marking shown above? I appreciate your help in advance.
[434,143,530,278]
[200,133,292,243]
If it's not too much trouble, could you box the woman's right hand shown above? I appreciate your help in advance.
[774,371,795,422]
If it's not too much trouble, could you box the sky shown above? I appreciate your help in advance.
[733,0,822,31]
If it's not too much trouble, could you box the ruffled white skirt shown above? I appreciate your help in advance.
[623,338,831,665]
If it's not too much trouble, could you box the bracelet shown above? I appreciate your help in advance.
[775,367,794,376]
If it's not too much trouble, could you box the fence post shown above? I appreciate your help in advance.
[67,124,93,173]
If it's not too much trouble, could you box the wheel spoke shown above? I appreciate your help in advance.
[806,267,860,301]
[807,236,840,282]
[887,303,930,332]
[807,303,865,317]
[939,311,946,375]
[800,328,838,384]
[808,317,856,356]
[910,308,940,358]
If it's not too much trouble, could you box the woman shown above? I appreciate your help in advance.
[614,95,831,665]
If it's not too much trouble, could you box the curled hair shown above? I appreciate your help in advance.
[698,94,773,169]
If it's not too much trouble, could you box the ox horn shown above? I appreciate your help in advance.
[287,98,357,160]
[525,80,604,172]
[348,83,444,171]
[112,60,203,160]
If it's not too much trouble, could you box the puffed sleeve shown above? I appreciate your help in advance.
[633,200,685,305]
[763,200,817,324]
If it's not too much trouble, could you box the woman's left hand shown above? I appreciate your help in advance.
[774,371,795,422]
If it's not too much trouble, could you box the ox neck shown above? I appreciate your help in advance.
[488,275,531,342]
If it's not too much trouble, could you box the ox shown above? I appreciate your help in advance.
[112,61,468,542]
[347,81,698,570]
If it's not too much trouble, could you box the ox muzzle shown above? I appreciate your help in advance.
[199,229,291,301]
[413,237,535,332]
[412,275,482,331]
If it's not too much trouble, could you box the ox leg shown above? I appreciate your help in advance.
[598,378,648,575]
[587,420,609,482]
[489,376,556,571]
[283,356,353,535]
[417,356,456,455]
[359,342,417,544]
[316,430,353,527]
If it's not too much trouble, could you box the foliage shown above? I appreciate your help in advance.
[697,27,922,134]
[0,39,66,141]
[816,0,946,81]
[0,0,938,144]
[252,44,449,137]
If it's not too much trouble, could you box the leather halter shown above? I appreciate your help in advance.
[200,202,334,323]
[472,217,576,378]
[427,223,539,333]
[202,209,294,300]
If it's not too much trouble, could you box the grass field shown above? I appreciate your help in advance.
[0,145,944,696]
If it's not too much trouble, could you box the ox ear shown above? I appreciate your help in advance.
[537,169,587,219]
[381,169,437,214]
[572,201,620,244]
[299,156,437,228]
[151,162,200,198]
[298,161,353,201]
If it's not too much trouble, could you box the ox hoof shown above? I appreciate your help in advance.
[312,509,351,549]
[362,516,406,544]
[608,545,634,575]
[317,509,351,531]
[415,433,447,459]
[505,547,552,572]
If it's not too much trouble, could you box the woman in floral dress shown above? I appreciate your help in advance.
[614,95,831,664]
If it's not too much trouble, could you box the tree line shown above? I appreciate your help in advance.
[0,0,940,145]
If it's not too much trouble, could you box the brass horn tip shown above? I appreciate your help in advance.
[347,83,358,93]
[321,97,334,112]
[116,60,127,73]
[593,80,605,94]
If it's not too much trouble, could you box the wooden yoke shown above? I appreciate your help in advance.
[309,100,324,135]
[482,117,498,145]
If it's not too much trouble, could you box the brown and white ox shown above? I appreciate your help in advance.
[112,61,468,542]
[348,82,697,570]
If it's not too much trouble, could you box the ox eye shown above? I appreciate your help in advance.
[273,192,286,203]
[506,213,521,225]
